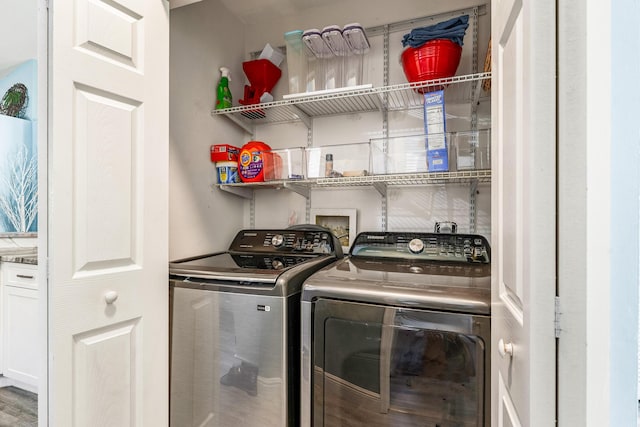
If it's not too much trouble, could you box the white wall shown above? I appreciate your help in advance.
[235,0,490,53]
[169,1,248,259]
[609,0,640,423]
[0,0,38,73]
[558,0,640,425]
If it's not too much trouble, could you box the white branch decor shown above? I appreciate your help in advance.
[0,143,37,232]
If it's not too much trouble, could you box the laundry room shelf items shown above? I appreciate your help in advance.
[211,6,491,232]
[211,72,491,130]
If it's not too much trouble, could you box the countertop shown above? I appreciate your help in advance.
[0,248,38,265]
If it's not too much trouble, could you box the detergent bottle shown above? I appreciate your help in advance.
[215,67,232,109]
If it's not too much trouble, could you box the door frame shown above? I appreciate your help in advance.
[557,0,640,425]
[38,0,48,423]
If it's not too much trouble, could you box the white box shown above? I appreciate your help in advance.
[258,43,285,67]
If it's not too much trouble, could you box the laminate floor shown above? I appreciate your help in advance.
[0,386,37,427]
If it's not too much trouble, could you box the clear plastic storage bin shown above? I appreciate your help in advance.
[449,129,491,171]
[370,129,491,174]
[371,134,429,174]
[263,147,307,181]
[306,142,371,178]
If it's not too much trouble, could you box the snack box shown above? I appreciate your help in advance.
[210,144,240,162]
[423,90,449,172]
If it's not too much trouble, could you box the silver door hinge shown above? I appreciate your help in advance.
[554,296,561,338]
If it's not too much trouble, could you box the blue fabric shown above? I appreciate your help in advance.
[402,15,469,48]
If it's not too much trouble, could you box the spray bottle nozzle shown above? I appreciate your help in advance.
[219,66,231,81]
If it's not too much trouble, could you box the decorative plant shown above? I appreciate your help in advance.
[0,83,28,118]
[0,144,37,232]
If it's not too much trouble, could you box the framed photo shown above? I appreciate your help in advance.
[310,208,357,251]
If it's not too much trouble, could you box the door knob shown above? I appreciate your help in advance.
[498,338,514,358]
[104,291,119,305]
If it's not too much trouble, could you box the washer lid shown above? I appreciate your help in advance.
[169,252,334,284]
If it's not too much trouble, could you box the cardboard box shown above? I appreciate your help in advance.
[210,144,240,162]
[423,90,449,172]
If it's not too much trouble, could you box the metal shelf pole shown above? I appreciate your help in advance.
[381,24,390,231]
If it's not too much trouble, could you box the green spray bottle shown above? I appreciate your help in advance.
[215,66,232,109]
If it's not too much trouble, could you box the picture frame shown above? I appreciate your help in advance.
[310,208,357,252]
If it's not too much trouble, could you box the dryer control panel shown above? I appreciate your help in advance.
[350,232,490,263]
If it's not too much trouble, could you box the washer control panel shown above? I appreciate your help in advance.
[229,229,336,255]
[350,232,490,263]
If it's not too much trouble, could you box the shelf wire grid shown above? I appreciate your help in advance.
[211,72,491,127]
[218,170,491,195]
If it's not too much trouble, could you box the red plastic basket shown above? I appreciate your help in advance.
[401,39,462,91]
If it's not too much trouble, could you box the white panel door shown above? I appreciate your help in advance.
[48,0,169,425]
[491,0,556,426]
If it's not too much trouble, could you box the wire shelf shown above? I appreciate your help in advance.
[314,170,491,186]
[218,170,491,198]
[211,72,491,128]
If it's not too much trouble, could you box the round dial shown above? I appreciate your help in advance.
[271,259,285,270]
[408,238,425,254]
[271,234,284,247]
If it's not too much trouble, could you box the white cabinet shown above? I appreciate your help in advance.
[1,262,39,391]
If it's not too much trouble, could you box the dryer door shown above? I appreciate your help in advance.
[311,299,490,426]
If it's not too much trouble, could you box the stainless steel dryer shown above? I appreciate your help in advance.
[170,226,342,427]
[301,231,491,427]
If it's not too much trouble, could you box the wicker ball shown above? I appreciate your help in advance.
[0,83,28,118]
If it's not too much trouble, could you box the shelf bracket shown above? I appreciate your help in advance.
[372,182,387,197]
[222,114,254,134]
[218,185,254,199]
[290,105,312,129]
[283,182,310,198]
[469,179,479,233]
[381,193,388,231]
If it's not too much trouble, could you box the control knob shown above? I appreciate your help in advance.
[271,259,285,270]
[271,234,285,247]
[408,238,425,254]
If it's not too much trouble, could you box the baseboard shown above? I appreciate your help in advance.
[0,375,38,394]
